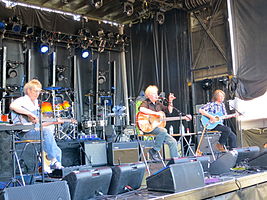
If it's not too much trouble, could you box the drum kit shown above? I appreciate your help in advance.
[41,86,77,140]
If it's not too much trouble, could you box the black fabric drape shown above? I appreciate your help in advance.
[231,0,267,100]
[128,9,191,125]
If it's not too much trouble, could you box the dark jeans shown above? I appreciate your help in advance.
[212,124,237,149]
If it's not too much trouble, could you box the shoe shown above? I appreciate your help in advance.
[50,161,64,170]
[148,148,161,161]
[215,143,227,152]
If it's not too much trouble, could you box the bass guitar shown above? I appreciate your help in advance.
[201,111,237,130]
[136,111,191,133]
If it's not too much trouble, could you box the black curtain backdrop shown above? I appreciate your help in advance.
[128,9,191,129]
[231,0,267,100]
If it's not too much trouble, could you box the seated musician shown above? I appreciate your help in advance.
[139,85,189,161]
[199,89,237,152]
[10,79,64,170]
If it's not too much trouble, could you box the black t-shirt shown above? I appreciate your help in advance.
[139,98,169,114]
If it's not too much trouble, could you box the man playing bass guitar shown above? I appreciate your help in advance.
[199,89,238,152]
[138,85,190,161]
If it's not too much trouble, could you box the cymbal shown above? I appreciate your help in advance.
[2,95,21,98]
[85,93,94,96]
[44,87,63,91]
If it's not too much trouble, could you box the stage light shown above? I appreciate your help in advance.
[124,2,134,16]
[26,26,34,35]
[202,79,212,90]
[81,49,90,58]
[156,12,165,25]
[12,23,22,33]
[40,43,49,53]
[91,0,103,8]
[0,22,6,31]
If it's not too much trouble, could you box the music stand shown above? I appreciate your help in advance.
[5,130,25,187]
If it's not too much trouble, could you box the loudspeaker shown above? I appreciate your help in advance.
[57,140,83,167]
[233,146,260,165]
[146,161,205,193]
[108,162,146,195]
[107,142,139,165]
[248,148,267,168]
[0,131,12,181]
[0,181,71,200]
[84,140,107,166]
[167,155,210,172]
[197,132,221,154]
[62,166,112,200]
[208,150,238,175]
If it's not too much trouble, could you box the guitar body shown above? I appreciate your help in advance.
[200,112,224,130]
[136,111,166,133]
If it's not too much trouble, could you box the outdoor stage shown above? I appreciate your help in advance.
[99,170,267,200]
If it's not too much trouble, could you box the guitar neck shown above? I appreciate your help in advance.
[165,116,187,122]
[221,113,236,120]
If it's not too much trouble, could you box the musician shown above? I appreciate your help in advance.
[199,89,237,152]
[139,85,181,161]
[10,79,64,170]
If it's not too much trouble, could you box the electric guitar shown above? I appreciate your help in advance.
[201,111,237,130]
[136,111,192,133]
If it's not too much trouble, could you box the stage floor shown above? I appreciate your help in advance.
[95,170,267,200]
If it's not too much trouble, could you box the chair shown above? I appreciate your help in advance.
[15,139,41,176]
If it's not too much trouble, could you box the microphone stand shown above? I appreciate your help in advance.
[39,94,45,183]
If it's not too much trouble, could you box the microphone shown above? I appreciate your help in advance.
[158,92,166,100]
[40,90,50,94]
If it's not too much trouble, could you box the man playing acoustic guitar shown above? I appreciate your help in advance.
[10,79,64,171]
[199,89,238,152]
[138,85,190,161]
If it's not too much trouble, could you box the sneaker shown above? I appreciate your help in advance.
[148,148,161,161]
[50,161,64,170]
[215,143,227,152]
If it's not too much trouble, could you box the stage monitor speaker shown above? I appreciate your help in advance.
[248,148,267,168]
[0,131,12,181]
[197,132,221,154]
[146,161,205,193]
[108,162,146,195]
[0,181,71,200]
[167,155,210,172]
[62,166,112,200]
[208,150,238,175]
[107,142,139,165]
[233,146,260,165]
[84,140,107,166]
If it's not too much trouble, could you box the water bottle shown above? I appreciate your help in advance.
[180,123,185,135]
[169,125,174,135]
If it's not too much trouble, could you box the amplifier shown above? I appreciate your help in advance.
[84,140,107,166]
[107,142,139,165]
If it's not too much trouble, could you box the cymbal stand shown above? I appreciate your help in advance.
[87,95,93,137]
[5,130,25,187]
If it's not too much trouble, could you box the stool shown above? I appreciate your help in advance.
[137,134,165,175]
[15,140,41,176]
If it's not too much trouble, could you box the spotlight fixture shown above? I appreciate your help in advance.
[124,2,134,16]
[91,0,103,9]
[156,12,165,25]
[12,23,22,33]
[26,26,34,35]
[201,79,213,90]
[0,21,6,31]
[81,49,91,59]
[40,43,49,53]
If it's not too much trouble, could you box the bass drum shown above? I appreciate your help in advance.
[41,102,53,117]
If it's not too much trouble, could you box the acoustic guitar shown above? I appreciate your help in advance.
[136,111,191,133]
[200,111,237,130]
